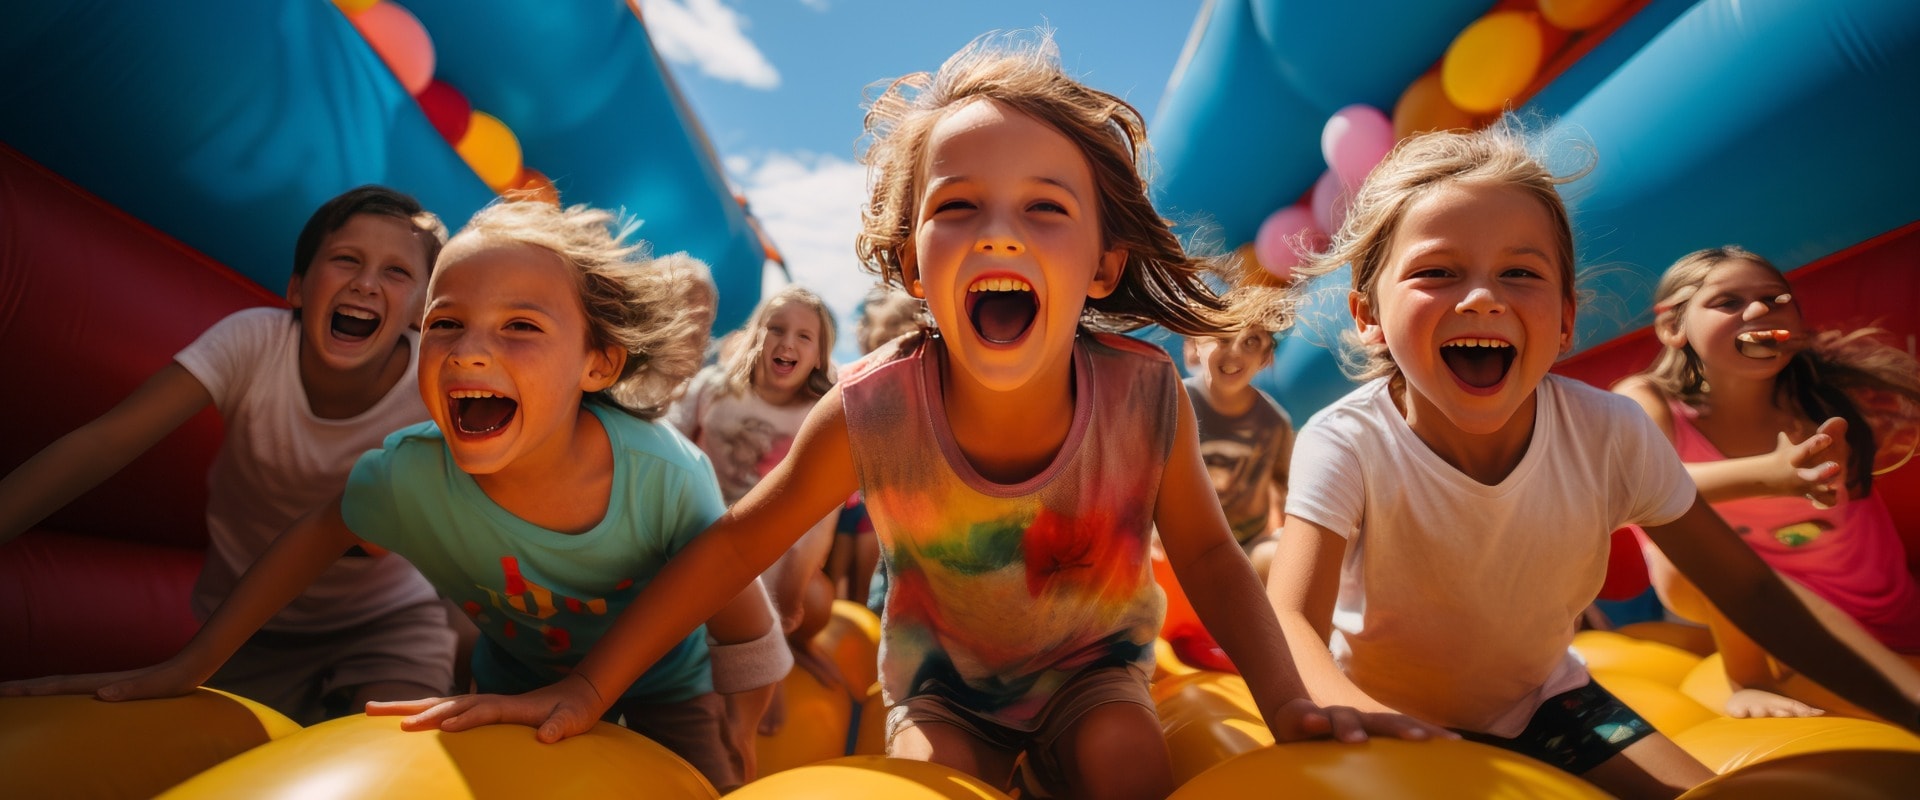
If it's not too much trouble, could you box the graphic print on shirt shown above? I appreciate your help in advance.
[463,556,627,654]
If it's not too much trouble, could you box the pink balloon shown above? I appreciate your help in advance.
[1310,170,1349,235]
[1255,205,1316,279]
[351,2,435,96]
[1321,104,1396,190]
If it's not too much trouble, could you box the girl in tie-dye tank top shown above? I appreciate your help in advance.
[422,31,1451,798]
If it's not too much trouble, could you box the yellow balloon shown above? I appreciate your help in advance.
[455,111,524,193]
[1589,669,1722,736]
[1169,739,1612,799]
[1154,672,1273,785]
[1678,750,1920,799]
[1671,716,1920,775]
[1613,620,1717,656]
[756,663,853,775]
[1441,11,1546,114]
[730,756,1011,799]
[1154,637,1199,681]
[331,0,382,16]
[816,600,881,694]
[1393,72,1479,140]
[1539,0,1632,31]
[0,690,298,800]
[161,714,717,799]
[851,682,889,756]
[1571,629,1703,687]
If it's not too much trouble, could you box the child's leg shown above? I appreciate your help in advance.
[888,712,1019,788]
[1580,733,1715,800]
[327,601,459,713]
[614,692,743,792]
[1042,701,1173,800]
[1245,535,1279,586]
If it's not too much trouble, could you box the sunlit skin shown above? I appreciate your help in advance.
[904,98,1124,482]
[1673,259,1808,397]
[419,242,624,530]
[1187,329,1276,416]
[1351,181,1573,484]
[288,213,433,417]
[752,301,826,406]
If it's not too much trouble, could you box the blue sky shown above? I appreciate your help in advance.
[638,0,1205,358]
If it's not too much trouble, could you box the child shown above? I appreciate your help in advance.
[0,201,786,792]
[394,33,1448,800]
[1615,245,1920,719]
[668,285,841,637]
[1268,125,1920,798]
[1184,325,1294,580]
[0,186,455,724]
[833,283,925,608]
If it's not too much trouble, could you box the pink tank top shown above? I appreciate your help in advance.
[1669,400,1920,651]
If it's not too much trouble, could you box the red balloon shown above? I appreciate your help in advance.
[1599,526,1650,601]
[415,79,470,144]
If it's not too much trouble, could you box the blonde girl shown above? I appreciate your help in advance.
[1268,124,1920,799]
[405,32,1444,799]
[1617,245,1920,719]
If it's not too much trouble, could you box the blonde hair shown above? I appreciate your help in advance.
[445,201,704,420]
[1641,245,1920,494]
[1298,123,1582,380]
[855,31,1283,337]
[856,283,925,353]
[722,285,838,401]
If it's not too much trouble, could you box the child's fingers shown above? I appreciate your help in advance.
[1323,706,1372,743]
[364,697,448,716]
[398,698,469,731]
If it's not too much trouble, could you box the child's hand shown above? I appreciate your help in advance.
[1266,698,1458,743]
[364,673,608,743]
[1725,687,1824,718]
[1766,418,1847,507]
[0,659,205,702]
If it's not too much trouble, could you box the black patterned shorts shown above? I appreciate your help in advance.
[1457,679,1656,775]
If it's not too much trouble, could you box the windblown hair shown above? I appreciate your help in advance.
[1297,123,1583,381]
[855,31,1284,337]
[294,185,447,277]
[721,285,838,401]
[855,282,925,353]
[444,201,704,420]
[1641,245,1920,494]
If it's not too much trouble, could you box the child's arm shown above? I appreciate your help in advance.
[0,498,361,699]
[1615,379,1844,505]
[1266,514,1423,715]
[1160,398,1450,743]
[0,363,212,544]
[1265,423,1294,533]
[371,388,860,742]
[1645,496,1920,729]
[766,511,838,634]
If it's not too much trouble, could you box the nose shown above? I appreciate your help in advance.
[974,213,1024,255]
[447,332,489,368]
[1742,299,1772,321]
[1456,284,1506,314]
[350,263,380,293]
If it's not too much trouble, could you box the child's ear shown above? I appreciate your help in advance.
[1349,290,1384,346]
[1087,247,1127,300]
[284,273,305,310]
[582,345,627,393]
[899,244,926,299]
[1559,298,1577,355]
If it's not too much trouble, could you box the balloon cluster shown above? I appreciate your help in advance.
[333,0,559,204]
[1243,0,1633,284]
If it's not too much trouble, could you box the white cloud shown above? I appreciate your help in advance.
[638,0,780,89]
[799,0,830,10]
[732,152,874,361]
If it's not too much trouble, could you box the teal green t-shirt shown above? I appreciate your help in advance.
[344,401,725,704]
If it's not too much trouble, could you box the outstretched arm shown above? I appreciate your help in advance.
[1615,379,1844,505]
[0,363,212,544]
[372,387,860,741]
[1160,397,1450,743]
[0,498,361,699]
[1645,496,1920,729]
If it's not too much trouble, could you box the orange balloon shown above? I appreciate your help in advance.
[332,0,382,15]
[455,111,523,193]
[1540,0,1632,31]
[1393,72,1479,140]
[348,2,435,95]
[1442,11,1547,114]
[505,168,559,205]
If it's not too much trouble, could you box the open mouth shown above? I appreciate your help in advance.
[449,390,517,436]
[330,307,380,342]
[1734,329,1791,360]
[768,355,798,376]
[965,276,1038,345]
[1440,338,1516,390]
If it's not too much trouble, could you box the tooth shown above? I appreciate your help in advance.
[338,308,377,320]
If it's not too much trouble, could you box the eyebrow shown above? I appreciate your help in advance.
[923,174,1083,199]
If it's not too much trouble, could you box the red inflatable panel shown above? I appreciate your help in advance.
[0,144,282,548]
[0,530,202,680]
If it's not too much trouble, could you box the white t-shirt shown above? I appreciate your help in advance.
[1286,374,1695,735]
[175,308,437,632]
[667,366,816,505]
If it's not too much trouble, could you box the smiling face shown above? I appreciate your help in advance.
[418,242,620,476]
[1664,258,1802,382]
[1189,329,1274,395]
[904,99,1125,394]
[1354,181,1574,437]
[753,300,825,405]
[287,213,432,376]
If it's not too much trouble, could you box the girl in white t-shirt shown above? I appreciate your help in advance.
[1268,125,1920,798]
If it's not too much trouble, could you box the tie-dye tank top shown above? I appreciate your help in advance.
[1668,400,1920,650]
[840,330,1173,728]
